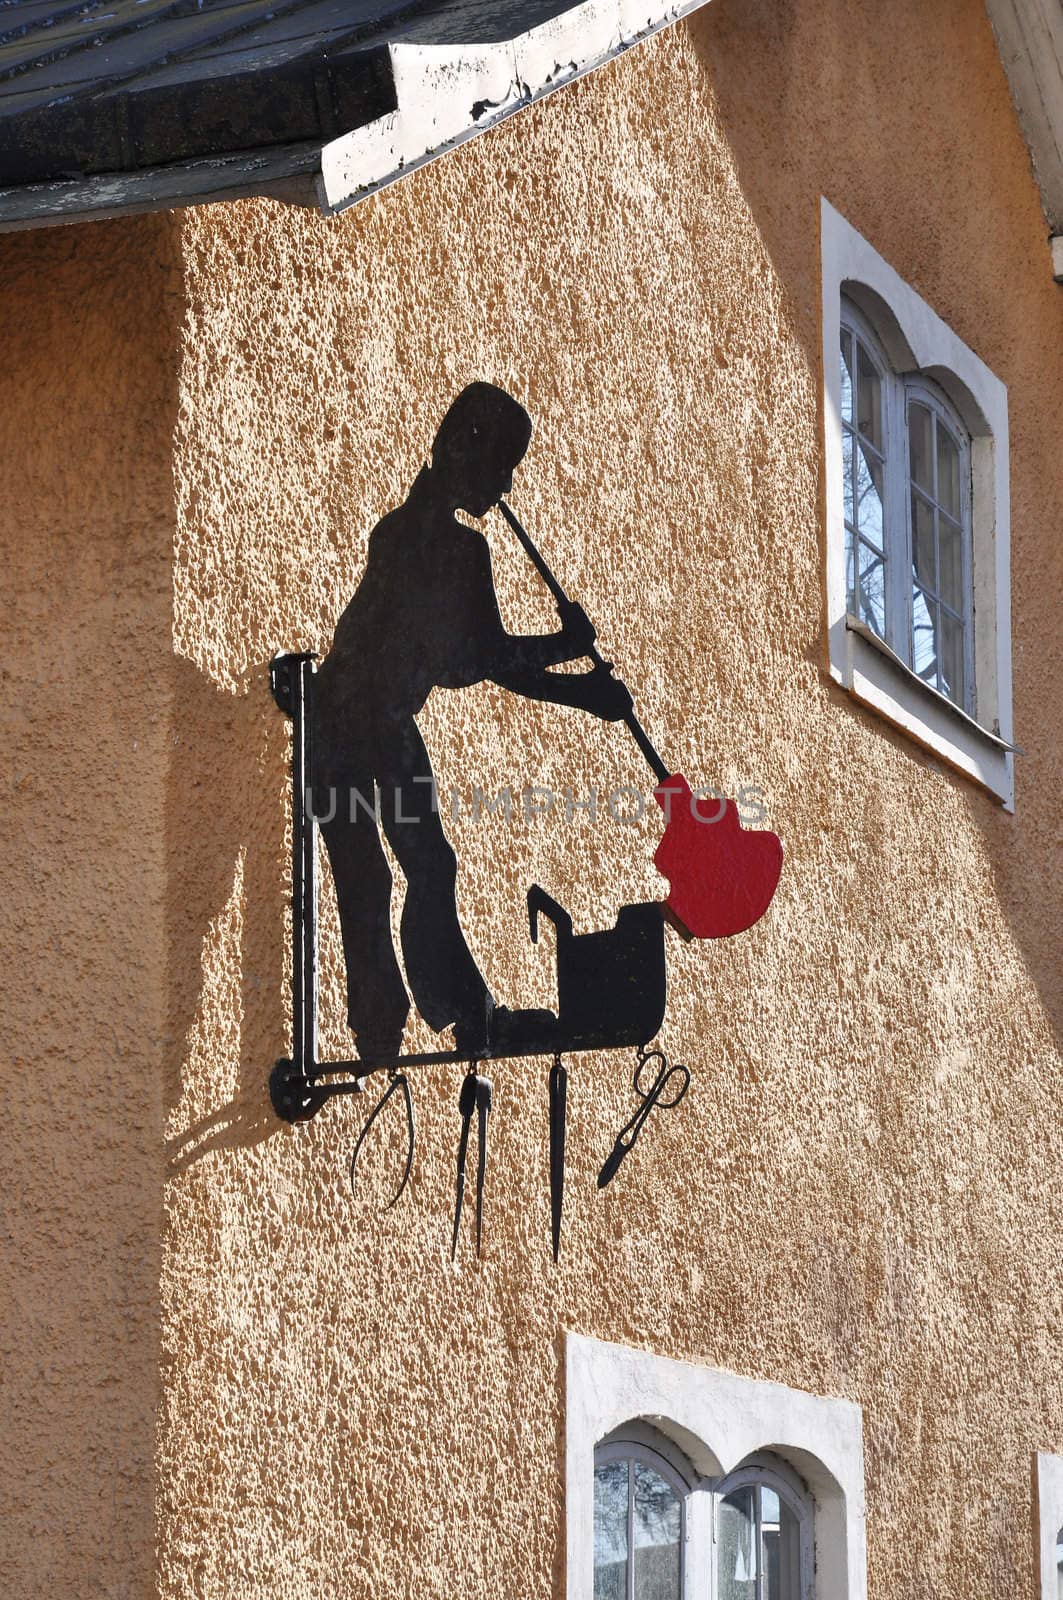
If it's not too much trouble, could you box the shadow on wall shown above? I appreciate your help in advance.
[0,208,300,1599]
[162,652,287,1173]
[689,0,1063,1052]
[0,215,182,1600]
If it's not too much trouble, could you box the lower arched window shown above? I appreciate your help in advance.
[716,1458,813,1600]
[594,1430,689,1599]
[594,1431,814,1599]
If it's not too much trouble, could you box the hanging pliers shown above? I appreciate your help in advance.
[451,1069,493,1260]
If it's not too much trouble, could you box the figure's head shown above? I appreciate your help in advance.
[431,383,532,515]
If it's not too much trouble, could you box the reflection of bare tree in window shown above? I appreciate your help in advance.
[594,1462,628,1600]
[908,398,968,706]
[856,538,885,634]
[593,1453,683,1600]
[633,1463,680,1600]
[841,328,887,640]
[1056,1524,1063,1600]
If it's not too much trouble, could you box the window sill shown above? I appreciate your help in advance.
[833,615,1015,808]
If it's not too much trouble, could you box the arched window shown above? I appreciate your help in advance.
[593,1429,814,1599]
[840,297,974,714]
[593,1426,691,1600]
[716,1455,814,1600]
[823,201,1015,807]
[572,1339,864,1600]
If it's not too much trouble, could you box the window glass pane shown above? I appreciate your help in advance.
[857,539,886,637]
[719,1487,757,1600]
[842,429,855,527]
[1055,1524,1063,1600]
[939,515,964,613]
[855,343,882,449]
[936,422,961,519]
[909,401,933,494]
[912,588,939,684]
[632,1462,681,1600]
[911,490,936,595]
[763,1493,802,1600]
[840,331,854,425]
[594,1461,628,1600]
[856,444,884,548]
[939,610,965,705]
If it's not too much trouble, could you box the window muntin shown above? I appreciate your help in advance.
[839,299,975,715]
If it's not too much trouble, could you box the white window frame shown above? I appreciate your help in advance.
[822,198,1015,808]
[568,1333,866,1600]
[1036,1451,1063,1599]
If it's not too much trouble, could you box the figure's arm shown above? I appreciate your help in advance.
[492,658,633,722]
[499,598,597,675]
[468,528,625,714]
[468,532,597,672]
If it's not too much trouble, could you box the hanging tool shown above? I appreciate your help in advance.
[496,500,783,940]
[597,1047,691,1190]
[549,1054,568,1263]
[451,1069,493,1260]
[349,1071,415,1211]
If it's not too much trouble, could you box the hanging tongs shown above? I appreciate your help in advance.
[349,1071,416,1211]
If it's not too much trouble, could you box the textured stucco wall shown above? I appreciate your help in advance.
[0,218,181,1598]
[3,0,1062,1597]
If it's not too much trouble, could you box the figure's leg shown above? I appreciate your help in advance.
[317,784,410,1058]
[377,723,493,1042]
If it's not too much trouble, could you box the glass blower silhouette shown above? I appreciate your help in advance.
[312,382,783,1067]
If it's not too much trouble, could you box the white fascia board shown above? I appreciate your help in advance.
[985,0,1063,237]
[318,0,713,215]
[1051,233,1063,280]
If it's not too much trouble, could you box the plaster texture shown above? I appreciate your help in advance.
[0,218,181,1597]
[2,1,1061,1597]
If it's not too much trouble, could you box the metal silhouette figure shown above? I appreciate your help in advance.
[312,382,631,1061]
[270,383,785,1262]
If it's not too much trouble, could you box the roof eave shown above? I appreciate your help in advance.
[0,139,322,232]
[984,0,1063,279]
[0,0,712,231]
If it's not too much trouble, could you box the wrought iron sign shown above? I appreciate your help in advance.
[270,384,783,1259]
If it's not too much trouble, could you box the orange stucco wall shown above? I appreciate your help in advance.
[0,218,181,1596]
[3,1,1061,1596]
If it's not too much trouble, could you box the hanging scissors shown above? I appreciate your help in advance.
[349,1071,415,1211]
[597,1048,690,1190]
